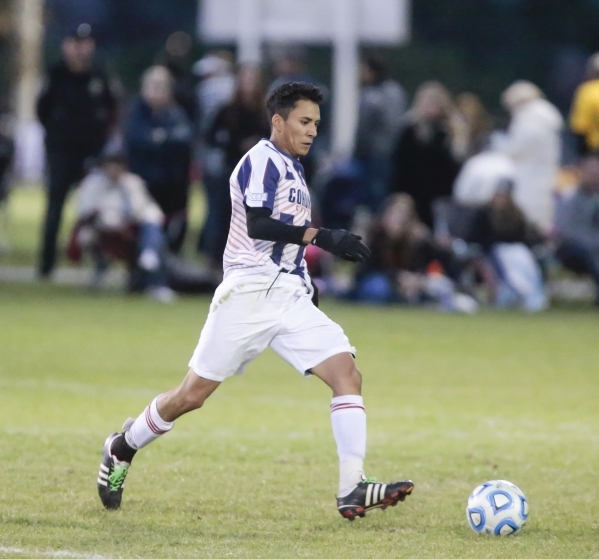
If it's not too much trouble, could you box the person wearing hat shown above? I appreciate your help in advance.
[37,23,117,278]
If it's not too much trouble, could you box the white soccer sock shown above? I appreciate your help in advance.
[330,395,366,497]
[125,396,174,450]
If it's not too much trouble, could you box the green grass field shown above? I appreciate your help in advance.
[1,186,598,558]
[1,280,599,558]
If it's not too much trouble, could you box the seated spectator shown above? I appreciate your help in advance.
[124,65,192,253]
[70,152,176,302]
[470,184,547,311]
[453,150,516,207]
[554,153,599,305]
[351,194,477,312]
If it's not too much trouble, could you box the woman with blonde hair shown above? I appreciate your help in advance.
[389,81,466,228]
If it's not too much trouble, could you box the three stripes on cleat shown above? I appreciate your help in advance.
[365,483,387,508]
[97,463,109,487]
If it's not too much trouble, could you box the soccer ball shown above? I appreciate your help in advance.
[466,479,529,536]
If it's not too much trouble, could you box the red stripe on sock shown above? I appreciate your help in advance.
[145,406,168,435]
[330,404,365,413]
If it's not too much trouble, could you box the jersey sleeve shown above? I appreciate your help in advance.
[237,149,283,211]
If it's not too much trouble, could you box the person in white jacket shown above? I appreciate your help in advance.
[76,152,176,302]
[491,81,563,232]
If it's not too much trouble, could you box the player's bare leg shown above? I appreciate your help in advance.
[97,370,219,510]
[311,352,414,521]
[156,369,221,421]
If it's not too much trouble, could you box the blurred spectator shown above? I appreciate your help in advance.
[455,92,493,158]
[569,53,599,156]
[352,194,476,312]
[554,153,599,305]
[193,51,236,140]
[155,31,197,122]
[453,150,516,206]
[492,80,563,231]
[470,184,547,311]
[199,65,270,268]
[123,65,193,253]
[193,52,235,263]
[36,24,117,277]
[268,46,320,94]
[71,152,175,302]
[354,57,406,211]
[389,81,466,228]
[0,112,14,253]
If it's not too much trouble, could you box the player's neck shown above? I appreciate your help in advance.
[269,135,299,160]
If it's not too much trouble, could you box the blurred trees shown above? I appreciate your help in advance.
[38,0,599,112]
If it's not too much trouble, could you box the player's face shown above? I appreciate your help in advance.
[278,100,320,158]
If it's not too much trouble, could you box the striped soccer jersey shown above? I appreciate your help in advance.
[224,139,312,284]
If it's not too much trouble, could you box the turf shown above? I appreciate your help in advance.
[1,283,598,558]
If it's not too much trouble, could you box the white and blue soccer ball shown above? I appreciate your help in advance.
[466,479,528,536]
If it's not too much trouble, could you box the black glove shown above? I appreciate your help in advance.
[310,228,371,262]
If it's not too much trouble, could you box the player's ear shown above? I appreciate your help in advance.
[272,113,284,133]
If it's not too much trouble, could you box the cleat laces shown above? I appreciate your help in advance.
[108,463,129,492]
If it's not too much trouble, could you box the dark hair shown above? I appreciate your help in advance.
[363,58,386,83]
[266,82,323,121]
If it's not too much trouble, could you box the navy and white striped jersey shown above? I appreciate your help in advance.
[223,139,312,284]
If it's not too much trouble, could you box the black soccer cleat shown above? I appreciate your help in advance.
[337,478,414,521]
[97,419,135,510]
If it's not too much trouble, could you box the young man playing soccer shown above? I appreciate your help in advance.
[97,82,414,520]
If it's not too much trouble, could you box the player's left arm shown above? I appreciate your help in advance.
[245,206,370,263]
[245,205,315,245]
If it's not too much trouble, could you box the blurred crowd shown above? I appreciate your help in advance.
[2,23,599,309]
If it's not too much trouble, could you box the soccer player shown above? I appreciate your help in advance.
[97,82,414,520]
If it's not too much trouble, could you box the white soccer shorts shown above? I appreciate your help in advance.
[188,273,355,382]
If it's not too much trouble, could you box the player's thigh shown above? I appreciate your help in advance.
[269,294,355,375]
[189,284,279,382]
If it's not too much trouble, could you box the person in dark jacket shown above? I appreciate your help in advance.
[354,58,406,211]
[389,81,466,228]
[199,65,270,267]
[36,24,117,277]
[124,66,193,253]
